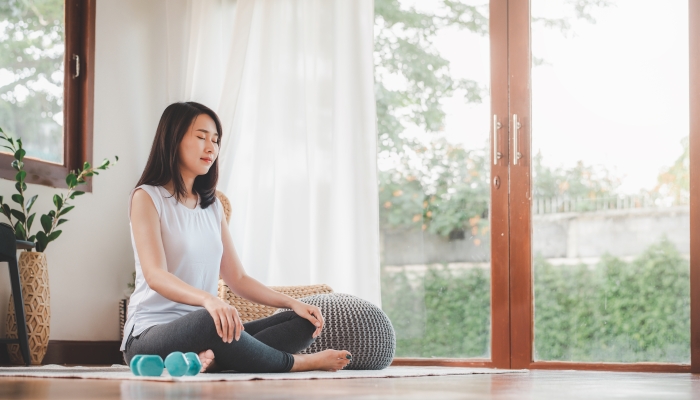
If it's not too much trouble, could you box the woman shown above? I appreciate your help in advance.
[121,102,351,373]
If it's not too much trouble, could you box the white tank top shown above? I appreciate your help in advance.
[120,185,224,351]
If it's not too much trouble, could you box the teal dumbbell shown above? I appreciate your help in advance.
[129,354,164,377]
[184,352,202,376]
[164,352,188,377]
[130,352,202,377]
[164,351,202,377]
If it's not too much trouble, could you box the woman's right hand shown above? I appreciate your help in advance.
[202,295,244,343]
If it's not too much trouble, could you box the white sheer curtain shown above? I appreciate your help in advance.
[164,0,381,306]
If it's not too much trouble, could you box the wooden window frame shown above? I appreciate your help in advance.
[0,0,96,191]
[394,0,700,373]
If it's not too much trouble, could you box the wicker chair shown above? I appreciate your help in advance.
[215,191,333,322]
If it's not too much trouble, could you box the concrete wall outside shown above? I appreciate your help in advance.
[382,206,690,266]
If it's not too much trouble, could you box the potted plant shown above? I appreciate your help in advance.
[0,127,118,364]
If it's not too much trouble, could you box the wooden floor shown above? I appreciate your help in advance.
[0,370,699,399]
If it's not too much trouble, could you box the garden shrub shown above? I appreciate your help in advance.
[382,239,690,362]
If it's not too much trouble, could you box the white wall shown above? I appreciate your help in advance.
[0,0,170,340]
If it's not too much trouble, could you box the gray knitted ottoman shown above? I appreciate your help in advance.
[277,293,396,370]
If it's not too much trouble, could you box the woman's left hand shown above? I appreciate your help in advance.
[290,300,324,338]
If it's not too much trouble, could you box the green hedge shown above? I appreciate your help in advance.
[381,239,690,362]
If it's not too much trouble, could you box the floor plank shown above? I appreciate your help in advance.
[0,371,699,399]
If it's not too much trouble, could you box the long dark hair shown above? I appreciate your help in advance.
[136,102,222,209]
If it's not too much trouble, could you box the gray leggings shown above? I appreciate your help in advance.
[124,309,316,373]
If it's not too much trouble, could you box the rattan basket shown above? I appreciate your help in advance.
[217,281,334,322]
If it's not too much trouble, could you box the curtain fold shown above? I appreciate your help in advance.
[164,0,380,306]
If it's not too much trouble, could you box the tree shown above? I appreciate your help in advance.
[0,0,64,163]
[532,150,620,200]
[374,0,610,236]
[652,136,689,206]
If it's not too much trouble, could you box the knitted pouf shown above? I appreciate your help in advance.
[276,293,396,370]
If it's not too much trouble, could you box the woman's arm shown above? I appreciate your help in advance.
[219,217,324,337]
[131,189,243,342]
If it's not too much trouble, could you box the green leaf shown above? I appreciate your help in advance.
[92,170,99,175]
[16,139,22,149]
[11,160,21,171]
[57,218,68,226]
[86,171,94,177]
[66,173,78,187]
[15,170,26,182]
[69,191,85,200]
[2,204,11,220]
[27,235,35,243]
[1,145,14,151]
[53,194,63,209]
[115,155,119,161]
[14,221,25,240]
[40,214,52,233]
[99,159,110,169]
[48,210,55,218]
[36,231,48,252]
[14,149,25,161]
[26,195,38,212]
[83,161,91,170]
[27,213,35,232]
[10,209,25,223]
[11,194,24,205]
[59,205,75,216]
[48,230,62,241]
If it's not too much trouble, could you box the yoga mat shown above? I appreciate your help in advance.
[0,365,526,382]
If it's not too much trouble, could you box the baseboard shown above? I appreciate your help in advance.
[0,340,123,365]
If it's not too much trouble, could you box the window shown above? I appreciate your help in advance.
[0,0,95,189]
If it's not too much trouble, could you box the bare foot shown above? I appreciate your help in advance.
[290,350,352,372]
[198,349,218,373]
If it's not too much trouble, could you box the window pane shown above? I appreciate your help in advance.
[531,0,690,363]
[375,0,492,358]
[0,0,65,164]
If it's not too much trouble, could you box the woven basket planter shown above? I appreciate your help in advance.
[6,251,50,365]
[217,280,333,323]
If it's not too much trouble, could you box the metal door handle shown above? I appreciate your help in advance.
[493,115,502,165]
[72,54,80,78]
[513,114,522,165]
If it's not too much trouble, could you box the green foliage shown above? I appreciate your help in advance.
[379,138,490,237]
[382,265,490,358]
[651,136,689,205]
[532,151,620,199]
[0,128,118,252]
[382,239,690,362]
[0,0,65,163]
[375,0,612,237]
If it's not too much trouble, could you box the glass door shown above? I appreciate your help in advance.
[381,0,699,371]
[530,0,690,364]
[507,0,698,370]
[376,0,510,367]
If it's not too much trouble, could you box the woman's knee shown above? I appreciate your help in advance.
[190,309,225,339]
[290,313,317,336]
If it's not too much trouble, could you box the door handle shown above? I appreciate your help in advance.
[513,114,522,165]
[493,115,502,165]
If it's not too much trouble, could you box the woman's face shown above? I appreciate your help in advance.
[178,113,219,178]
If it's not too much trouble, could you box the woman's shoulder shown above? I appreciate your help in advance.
[129,185,164,217]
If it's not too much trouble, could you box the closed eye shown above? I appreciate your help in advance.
[197,135,219,145]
